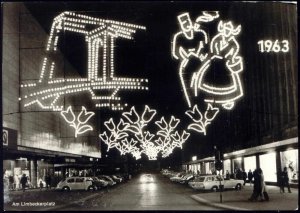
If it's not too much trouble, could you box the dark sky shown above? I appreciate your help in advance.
[24,1,297,163]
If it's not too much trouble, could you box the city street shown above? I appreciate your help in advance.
[4,173,219,211]
[2,2,298,212]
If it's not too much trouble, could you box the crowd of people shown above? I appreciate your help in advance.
[223,166,292,202]
[3,172,53,192]
[5,173,32,191]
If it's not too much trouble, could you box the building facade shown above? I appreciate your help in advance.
[182,2,298,186]
[2,3,101,188]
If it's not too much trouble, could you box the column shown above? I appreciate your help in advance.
[30,159,37,188]
[10,160,16,176]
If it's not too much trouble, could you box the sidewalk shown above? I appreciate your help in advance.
[191,185,298,211]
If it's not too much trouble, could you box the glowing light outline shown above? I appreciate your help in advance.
[61,106,95,137]
[99,105,190,160]
[20,11,148,111]
[172,12,213,108]
[185,103,219,135]
[257,39,289,53]
[172,15,244,110]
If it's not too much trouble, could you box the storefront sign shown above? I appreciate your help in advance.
[2,127,17,150]
[3,129,8,146]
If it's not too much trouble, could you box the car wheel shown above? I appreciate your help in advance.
[235,183,242,190]
[62,186,70,191]
[211,186,218,192]
[88,186,95,191]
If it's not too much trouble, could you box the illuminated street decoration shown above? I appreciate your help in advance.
[172,12,244,136]
[172,11,219,107]
[172,12,244,110]
[61,106,95,137]
[20,11,148,111]
[185,104,219,135]
[99,105,190,160]
[257,39,289,53]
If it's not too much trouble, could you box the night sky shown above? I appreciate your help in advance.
[24,1,297,163]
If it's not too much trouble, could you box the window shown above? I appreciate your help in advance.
[67,178,75,183]
[206,177,213,181]
[244,156,256,173]
[259,152,277,182]
[280,149,298,184]
[76,178,84,183]
[195,177,205,182]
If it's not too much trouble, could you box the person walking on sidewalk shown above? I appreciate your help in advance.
[8,175,14,190]
[242,170,247,186]
[281,167,291,193]
[20,174,28,192]
[258,168,269,201]
[248,170,253,186]
[248,169,262,201]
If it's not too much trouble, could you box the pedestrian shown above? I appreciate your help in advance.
[8,175,14,190]
[248,169,262,201]
[257,168,269,201]
[20,174,28,192]
[233,169,237,179]
[248,170,253,186]
[45,174,52,190]
[14,174,19,190]
[281,167,291,193]
[3,172,9,191]
[225,170,230,180]
[48,175,52,189]
[39,179,44,191]
[242,170,247,186]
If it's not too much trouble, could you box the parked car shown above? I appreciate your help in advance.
[170,173,185,182]
[98,175,116,186]
[166,171,179,178]
[116,175,126,181]
[111,175,122,183]
[179,174,194,184]
[91,177,109,190]
[188,175,243,191]
[56,177,95,191]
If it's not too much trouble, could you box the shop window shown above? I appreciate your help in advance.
[244,156,256,173]
[233,157,242,172]
[259,152,277,182]
[205,163,210,174]
[223,159,231,174]
[280,149,298,184]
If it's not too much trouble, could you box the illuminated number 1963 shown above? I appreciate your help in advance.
[257,40,289,53]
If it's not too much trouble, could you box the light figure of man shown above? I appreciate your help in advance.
[172,12,209,108]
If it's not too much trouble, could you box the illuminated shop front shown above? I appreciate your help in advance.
[280,149,298,184]
[259,152,277,182]
[233,157,242,172]
[223,159,231,174]
[244,156,256,174]
[183,137,298,186]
